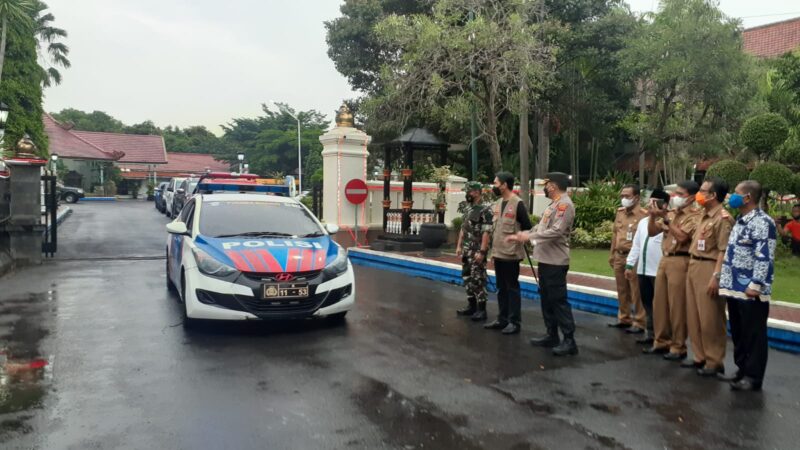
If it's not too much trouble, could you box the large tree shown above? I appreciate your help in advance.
[52,108,125,132]
[218,104,329,179]
[620,0,754,185]
[33,0,69,87]
[369,0,555,172]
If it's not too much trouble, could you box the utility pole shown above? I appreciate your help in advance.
[469,10,477,181]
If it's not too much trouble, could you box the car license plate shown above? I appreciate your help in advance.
[262,283,309,300]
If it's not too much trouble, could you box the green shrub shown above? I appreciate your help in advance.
[792,173,800,197]
[705,159,749,188]
[300,195,313,210]
[529,214,540,227]
[451,216,463,231]
[740,113,790,160]
[572,181,620,230]
[750,162,794,194]
[570,220,614,249]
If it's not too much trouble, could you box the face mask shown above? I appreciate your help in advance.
[621,198,635,208]
[492,186,502,196]
[695,192,713,207]
[728,193,746,209]
[670,196,687,209]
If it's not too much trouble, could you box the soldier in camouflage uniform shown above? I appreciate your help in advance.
[456,182,494,321]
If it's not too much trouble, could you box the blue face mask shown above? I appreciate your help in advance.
[728,193,746,209]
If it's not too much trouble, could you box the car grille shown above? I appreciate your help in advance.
[195,284,351,319]
[243,270,323,283]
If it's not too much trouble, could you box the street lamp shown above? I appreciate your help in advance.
[0,102,9,144]
[270,100,302,195]
[237,152,244,174]
[50,153,58,176]
[243,163,249,174]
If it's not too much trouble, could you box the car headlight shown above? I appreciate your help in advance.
[76,188,84,194]
[192,247,238,277]
[323,245,349,277]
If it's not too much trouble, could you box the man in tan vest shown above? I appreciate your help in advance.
[484,172,533,335]
[608,184,648,333]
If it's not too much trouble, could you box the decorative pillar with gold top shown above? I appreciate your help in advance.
[319,104,372,229]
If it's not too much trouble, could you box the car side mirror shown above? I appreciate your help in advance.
[167,187,173,192]
[166,221,189,235]
[177,188,185,194]
[325,224,339,234]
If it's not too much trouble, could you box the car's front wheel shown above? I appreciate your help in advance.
[64,193,78,203]
[181,271,196,329]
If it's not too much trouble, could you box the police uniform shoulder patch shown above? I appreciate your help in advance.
[558,204,568,211]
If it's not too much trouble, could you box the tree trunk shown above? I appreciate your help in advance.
[484,89,502,172]
[535,111,550,179]
[0,17,7,87]
[519,99,530,208]
[637,82,647,185]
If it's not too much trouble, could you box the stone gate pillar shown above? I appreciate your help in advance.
[319,104,372,227]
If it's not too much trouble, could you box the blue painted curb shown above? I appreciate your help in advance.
[349,249,800,354]
[81,197,116,202]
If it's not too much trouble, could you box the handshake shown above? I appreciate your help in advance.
[505,231,532,244]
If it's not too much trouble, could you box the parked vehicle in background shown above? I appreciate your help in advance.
[56,183,85,204]
[164,177,186,218]
[172,177,199,216]
[154,182,169,212]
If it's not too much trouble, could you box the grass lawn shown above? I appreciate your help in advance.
[559,248,799,304]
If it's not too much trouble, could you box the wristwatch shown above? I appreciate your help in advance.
[713,272,721,280]
[479,249,488,255]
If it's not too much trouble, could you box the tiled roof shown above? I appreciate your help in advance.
[743,17,800,58]
[72,130,167,164]
[43,114,123,161]
[121,152,229,175]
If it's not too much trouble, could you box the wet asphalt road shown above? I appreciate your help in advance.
[1,201,799,449]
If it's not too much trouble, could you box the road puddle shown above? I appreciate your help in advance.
[0,291,55,439]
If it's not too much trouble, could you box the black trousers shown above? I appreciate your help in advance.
[494,258,521,325]
[727,297,770,383]
[637,275,655,333]
[538,263,575,337]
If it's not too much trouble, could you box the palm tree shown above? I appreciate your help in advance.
[0,0,35,86]
[33,1,69,87]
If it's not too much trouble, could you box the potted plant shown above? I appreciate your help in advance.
[146,182,156,201]
[419,164,451,256]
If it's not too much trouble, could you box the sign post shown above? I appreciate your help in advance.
[345,179,368,245]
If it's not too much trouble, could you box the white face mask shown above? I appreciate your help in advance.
[670,196,687,209]
[621,198,636,208]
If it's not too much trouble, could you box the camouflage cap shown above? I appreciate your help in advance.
[464,181,483,192]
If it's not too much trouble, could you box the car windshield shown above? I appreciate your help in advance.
[188,181,198,193]
[199,200,322,237]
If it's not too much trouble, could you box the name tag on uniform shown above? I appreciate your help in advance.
[626,231,633,241]
[697,240,706,251]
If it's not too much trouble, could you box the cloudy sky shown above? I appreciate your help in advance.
[43,0,799,134]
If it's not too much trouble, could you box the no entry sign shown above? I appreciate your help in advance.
[345,179,368,205]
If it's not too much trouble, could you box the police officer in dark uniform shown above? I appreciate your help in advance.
[508,172,578,356]
[456,182,493,321]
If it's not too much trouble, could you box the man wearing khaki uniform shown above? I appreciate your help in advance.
[686,177,734,376]
[608,184,648,332]
[644,180,701,360]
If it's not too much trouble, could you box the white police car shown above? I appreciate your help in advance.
[165,192,354,327]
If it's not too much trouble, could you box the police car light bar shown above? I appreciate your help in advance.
[196,182,291,196]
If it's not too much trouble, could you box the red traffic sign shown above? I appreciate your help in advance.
[345,179,368,205]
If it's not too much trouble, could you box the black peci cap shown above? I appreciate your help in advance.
[544,172,570,190]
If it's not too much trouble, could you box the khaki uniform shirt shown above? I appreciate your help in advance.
[658,207,702,255]
[530,194,574,266]
[491,195,525,261]
[612,206,648,254]
[689,203,733,260]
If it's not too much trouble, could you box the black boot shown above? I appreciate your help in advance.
[457,297,477,316]
[552,335,579,356]
[530,329,559,348]
[470,302,487,321]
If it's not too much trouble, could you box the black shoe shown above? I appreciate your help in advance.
[625,326,645,334]
[635,334,654,345]
[607,322,631,329]
[717,372,743,382]
[501,323,520,335]
[680,359,705,369]
[552,337,578,356]
[470,309,487,322]
[730,378,762,392]
[662,352,687,361]
[484,320,507,330]
[530,334,559,348]
[697,366,724,377]
[457,299,477,316]
[642,346,669,355]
